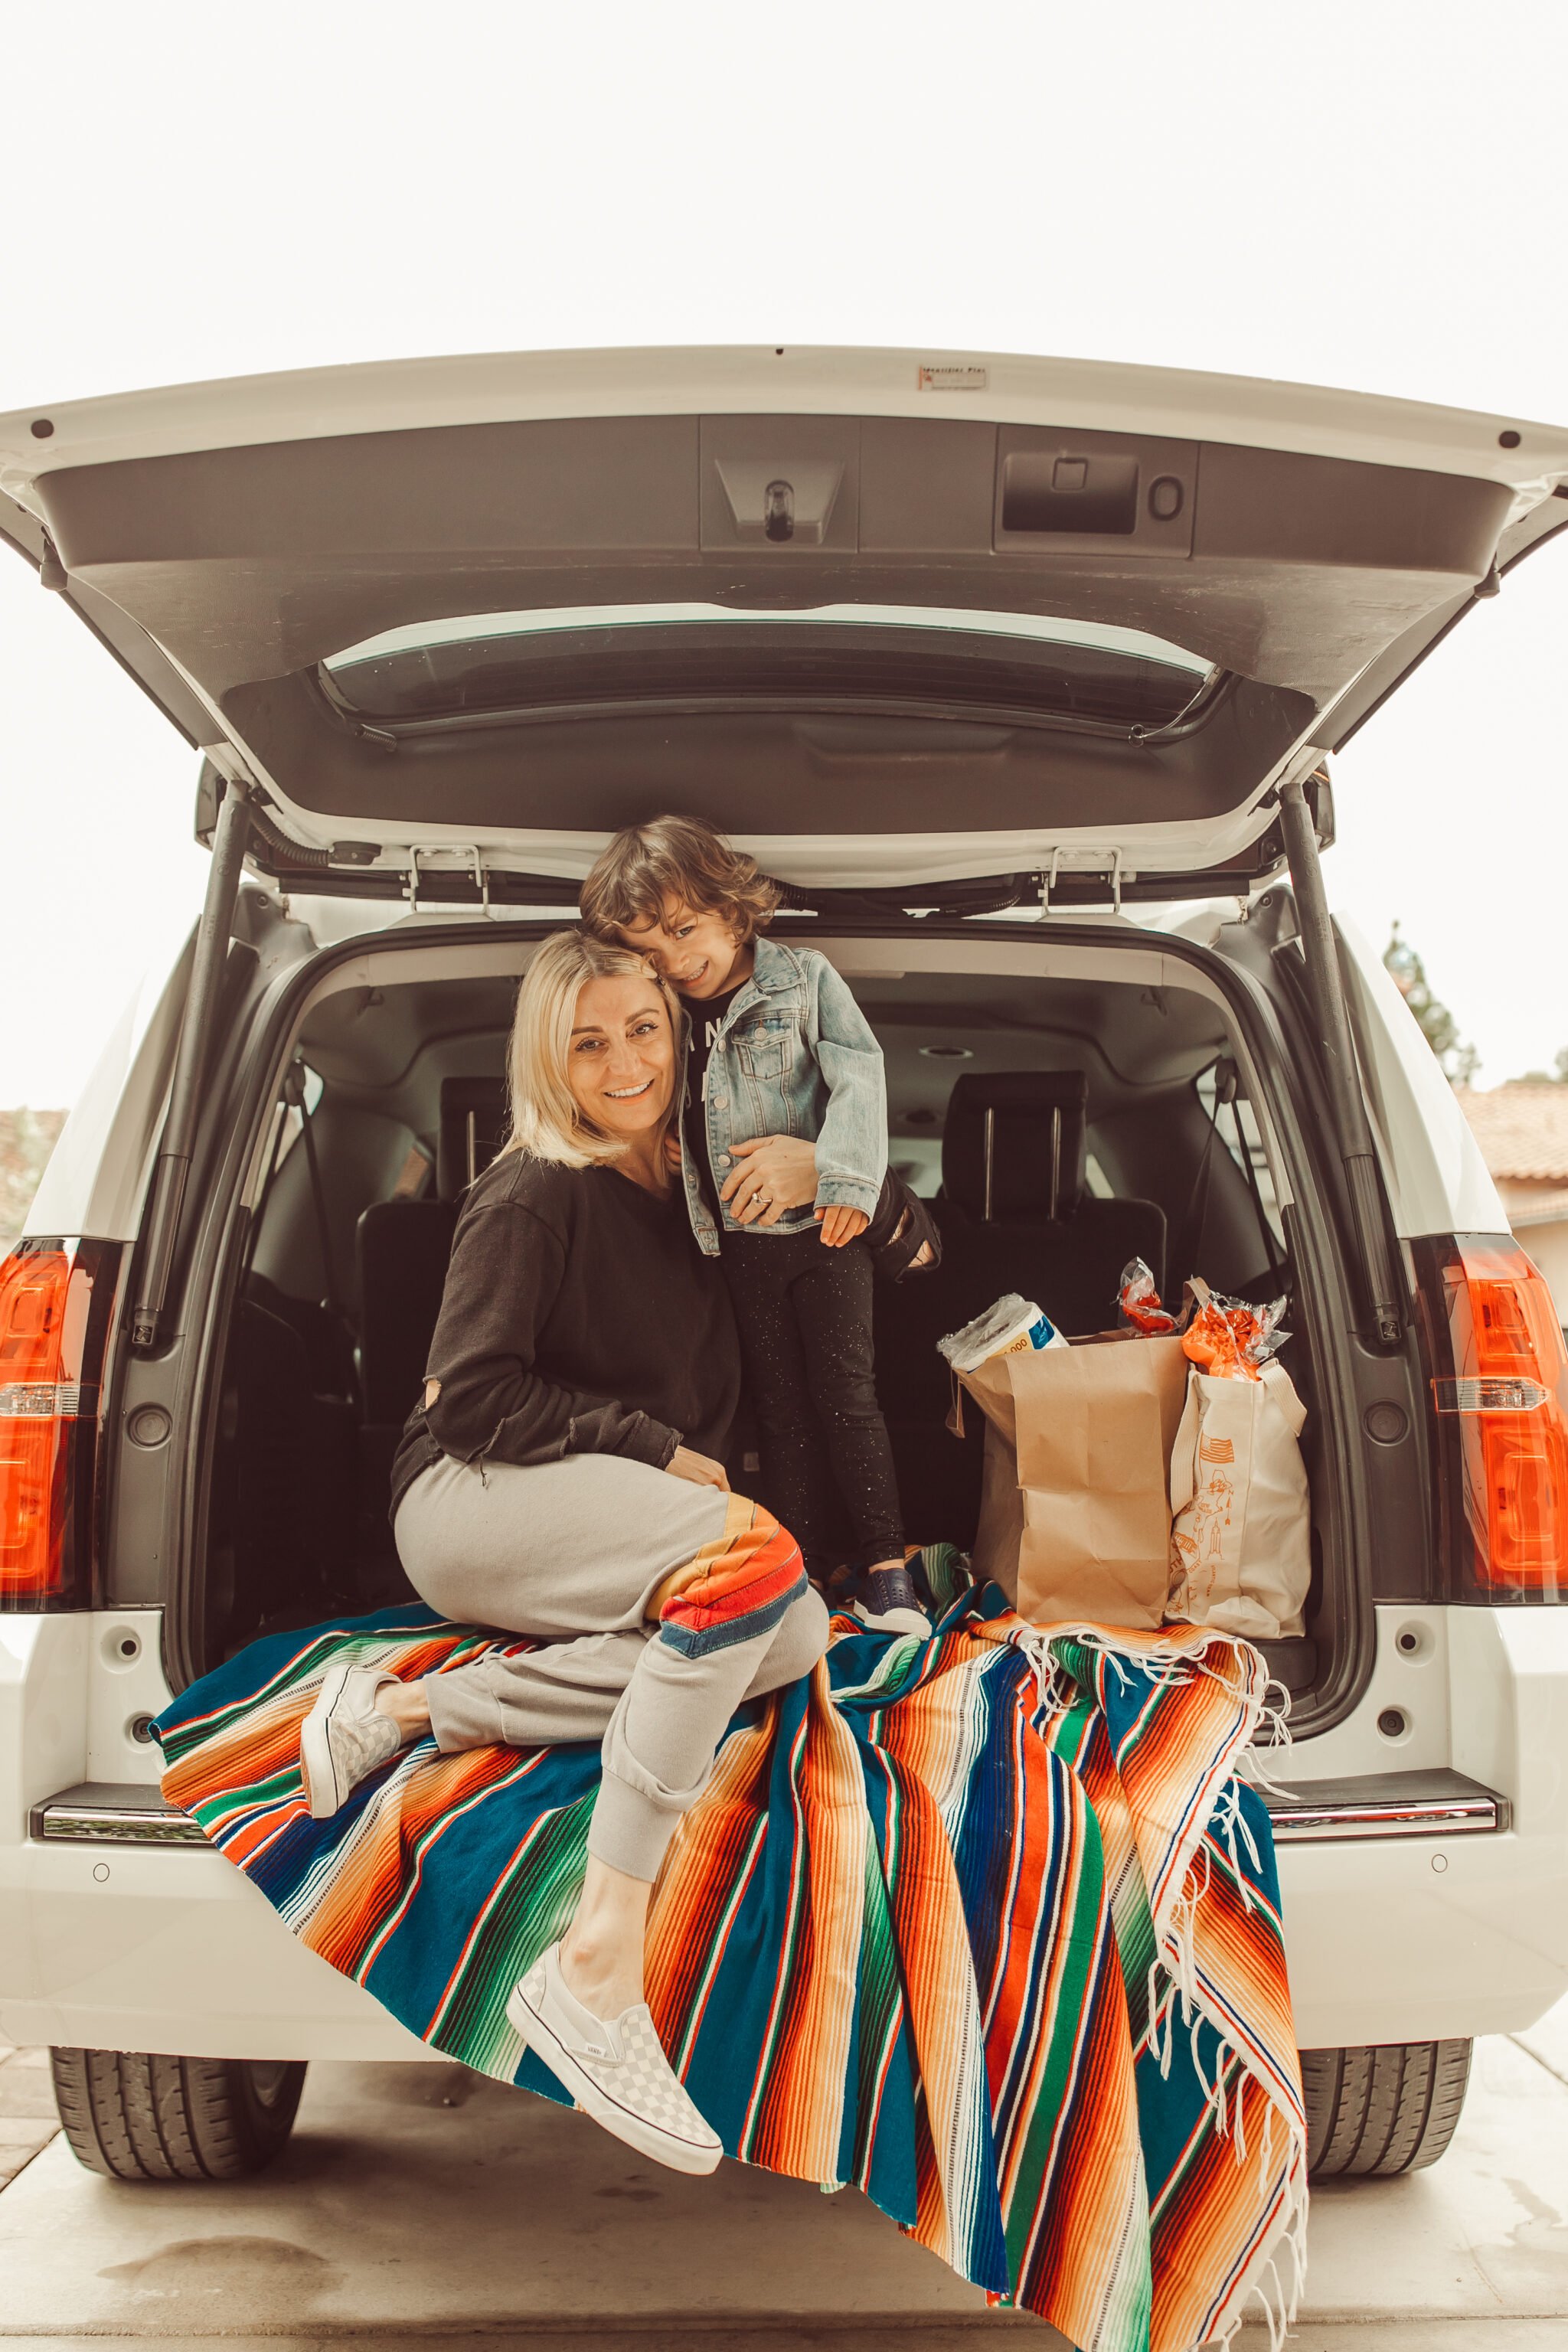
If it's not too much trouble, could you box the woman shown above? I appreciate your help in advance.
[298,929,829,2176]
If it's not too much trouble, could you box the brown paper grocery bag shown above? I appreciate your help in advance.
[956,1332,1189,1627]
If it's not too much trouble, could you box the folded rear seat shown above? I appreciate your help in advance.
[354,1077,509,1592]
[874,1072,1166,1550]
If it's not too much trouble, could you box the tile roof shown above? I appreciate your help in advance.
[1456,1086,1568,1181]
[1508,1185,1568,1229]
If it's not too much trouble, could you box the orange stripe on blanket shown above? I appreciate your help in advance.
[738,1659,867,2184]
[300,1746,526,1978]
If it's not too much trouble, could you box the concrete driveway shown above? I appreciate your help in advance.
[2,2001,1565,2350]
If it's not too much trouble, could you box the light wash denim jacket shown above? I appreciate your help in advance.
[679,936,887,1257]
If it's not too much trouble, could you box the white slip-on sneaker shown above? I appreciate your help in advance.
[506,1941,723,2177]
[299,1663,403,1819]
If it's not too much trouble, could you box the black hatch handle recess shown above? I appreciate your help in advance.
[1276,773,1405,1350]
[130,780,255,1351]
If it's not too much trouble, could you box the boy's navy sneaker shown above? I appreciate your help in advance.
[852,1565,932,1638]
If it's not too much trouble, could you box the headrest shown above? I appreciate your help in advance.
[941,1071,1089,1221]
[437,1077,510,1200]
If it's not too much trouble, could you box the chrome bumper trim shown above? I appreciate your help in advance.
[1267,1795,1501,1842]
[29,1769,1508,1852]
[30,1782,205,1847]
[1259,1769,1508,1844]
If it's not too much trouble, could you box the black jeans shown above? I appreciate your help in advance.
[721,1229,903,1579]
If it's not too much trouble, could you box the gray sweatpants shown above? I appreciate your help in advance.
[394,1452,828,1881]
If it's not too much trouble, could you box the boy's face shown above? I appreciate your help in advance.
[617,894,752,1000]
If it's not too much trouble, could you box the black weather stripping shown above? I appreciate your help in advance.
[1277,774,1404,1349]
[130,782,254,1351]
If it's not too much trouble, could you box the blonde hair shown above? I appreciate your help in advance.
[580,813,781,946]
[502,929,678,1170]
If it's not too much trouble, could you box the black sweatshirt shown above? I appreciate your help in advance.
[389,1149,742,1522]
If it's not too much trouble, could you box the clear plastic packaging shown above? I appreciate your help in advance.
[1118,1258,1178,1336]
[1181,1285,1289,1382]
[939,1292,1067,1373]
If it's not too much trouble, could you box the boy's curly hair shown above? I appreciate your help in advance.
[580,814,782,946]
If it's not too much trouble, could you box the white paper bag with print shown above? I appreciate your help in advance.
[1168,1359,1310,1639]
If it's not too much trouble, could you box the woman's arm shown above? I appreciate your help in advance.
[422,1200,679,1471]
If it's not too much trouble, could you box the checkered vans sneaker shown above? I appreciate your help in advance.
[299,1663,403,1819]
[506,1941,722,2176]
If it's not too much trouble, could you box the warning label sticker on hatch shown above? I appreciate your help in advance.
[918,364,988,390]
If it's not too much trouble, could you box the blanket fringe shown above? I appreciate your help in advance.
[1225,2167,1310,2352]
[1010,1613,1309,2350]
[1238,1674,1297,1795]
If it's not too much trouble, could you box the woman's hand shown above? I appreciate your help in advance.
[665,1445,730,1490]
[720,1134,818,1227]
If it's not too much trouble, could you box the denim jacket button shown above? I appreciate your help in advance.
[716,1152,730,1165]
[713,1097,728,1112]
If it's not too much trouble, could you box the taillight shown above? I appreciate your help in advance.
[0,1238,120,1611]
[1413,1234,1568,1602]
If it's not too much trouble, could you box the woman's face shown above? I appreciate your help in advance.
[567,972,677,1144]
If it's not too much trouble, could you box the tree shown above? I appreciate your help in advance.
[1383,925,1480,1087]
[0,1108,69,1255]
[1511,1046,1568,1086]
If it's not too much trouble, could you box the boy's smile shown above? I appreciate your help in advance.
[618,896,754,1001]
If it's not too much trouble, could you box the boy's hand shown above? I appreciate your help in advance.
[816,1205,870,1248]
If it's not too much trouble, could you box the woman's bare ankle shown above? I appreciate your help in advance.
[559,1855,652,2018]
[559,1929,645,2020]
[374,1679,431,1740]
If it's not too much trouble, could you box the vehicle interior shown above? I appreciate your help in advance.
[211,934,1322,1696]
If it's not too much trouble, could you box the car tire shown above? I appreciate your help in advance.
[48,2049,306,2181]
[1302,2039,1472,2177]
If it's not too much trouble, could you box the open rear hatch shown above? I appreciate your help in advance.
[4,347,1566,906]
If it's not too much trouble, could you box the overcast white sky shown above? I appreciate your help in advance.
[2,0,1566,1106]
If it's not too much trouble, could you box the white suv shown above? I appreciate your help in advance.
[2,348,1565,2186]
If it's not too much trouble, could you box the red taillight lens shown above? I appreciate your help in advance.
[1415,1234,1568,1602]
[0,1239,119,1610]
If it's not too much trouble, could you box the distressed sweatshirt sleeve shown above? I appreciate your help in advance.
[420,1200,679,1470]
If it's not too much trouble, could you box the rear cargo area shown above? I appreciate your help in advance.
[201,923,1339,1704]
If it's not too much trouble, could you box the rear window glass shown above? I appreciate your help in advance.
[319,603,1216,733]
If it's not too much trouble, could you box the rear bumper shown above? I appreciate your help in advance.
[3,1791,1566,2062]
[1278,1826,1568,2047]
[0,1837,435,2062]
[5,1603,1565,2061]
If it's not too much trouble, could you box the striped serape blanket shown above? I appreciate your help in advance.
[155,1570,1305,2352]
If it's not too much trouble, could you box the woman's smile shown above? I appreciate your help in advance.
[567,972,678,1156]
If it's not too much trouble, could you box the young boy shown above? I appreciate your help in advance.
[582,815,930,1637]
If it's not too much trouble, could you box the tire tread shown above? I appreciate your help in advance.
[48,2050,305,2182]
[1302,2038,1471,2177]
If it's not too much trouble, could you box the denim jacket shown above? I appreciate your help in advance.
[679,936,888,1257]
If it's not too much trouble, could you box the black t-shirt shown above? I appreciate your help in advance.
[389,1149,742,1521]
[681,982,746,1213]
